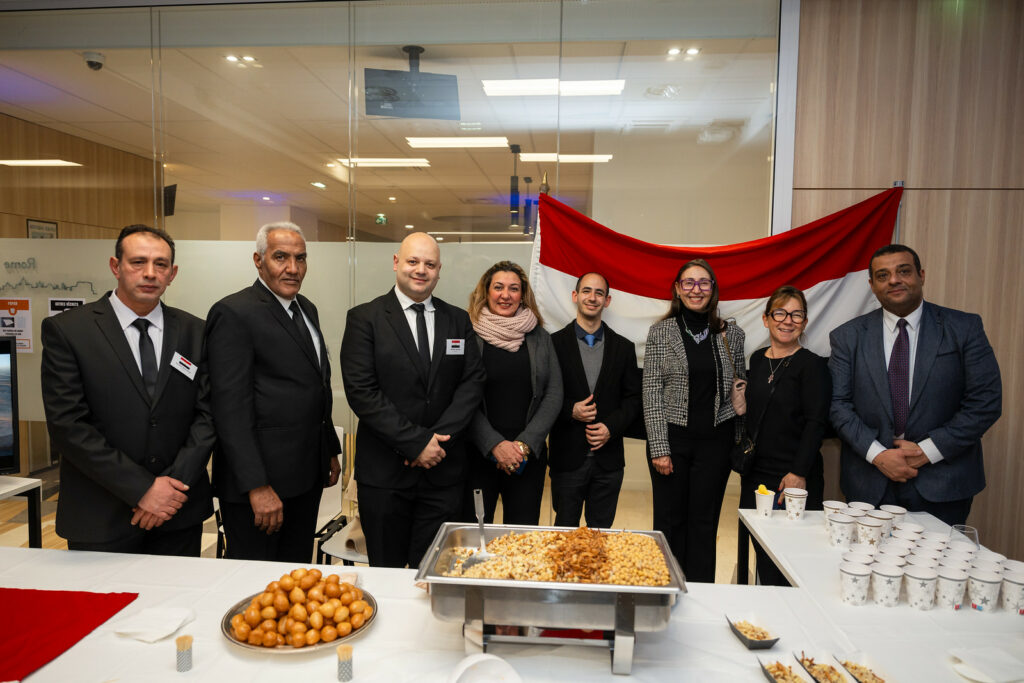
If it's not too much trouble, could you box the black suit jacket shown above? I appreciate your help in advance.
[205,281,341,503]
[549,322,641,473]
[341,288,485,490]
[40,293,215,544]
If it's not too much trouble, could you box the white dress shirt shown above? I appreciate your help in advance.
[865,300,943,464]
[393,284,435,358]
[257,278,322,362]
[109,290,164,372]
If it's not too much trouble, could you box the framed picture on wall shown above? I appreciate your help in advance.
[27,219,57,239]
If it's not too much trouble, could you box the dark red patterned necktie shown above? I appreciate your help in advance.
[888,318,909,436]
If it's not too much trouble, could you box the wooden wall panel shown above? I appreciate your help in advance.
[0,113,154,234]
[795,1,1024,559]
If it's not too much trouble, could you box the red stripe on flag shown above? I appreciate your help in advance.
[538,189,902,300]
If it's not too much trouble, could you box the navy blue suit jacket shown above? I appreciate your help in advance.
[829,301,1001,504]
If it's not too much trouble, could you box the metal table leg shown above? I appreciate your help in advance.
[18,487,42,549]
[737,519,750,585]
[611,593,635,675]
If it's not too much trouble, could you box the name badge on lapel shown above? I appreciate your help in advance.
[171,352,198,380]
[446,339,465,355]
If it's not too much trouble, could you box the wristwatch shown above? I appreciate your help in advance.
[514,440,532,457]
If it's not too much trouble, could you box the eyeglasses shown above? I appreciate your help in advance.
[768,309,806,323]
[678,278,714,292]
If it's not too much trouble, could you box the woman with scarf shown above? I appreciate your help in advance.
[465,261,563,525]
[643,258,746,582]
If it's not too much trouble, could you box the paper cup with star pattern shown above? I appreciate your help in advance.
[870,562,904,607]
[839,562,872,606]
[967,568,1002,612]
[904,564,938,610]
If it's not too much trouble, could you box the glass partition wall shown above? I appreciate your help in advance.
[0,0,780,521]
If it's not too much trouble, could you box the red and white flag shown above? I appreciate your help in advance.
[529,188,903,362]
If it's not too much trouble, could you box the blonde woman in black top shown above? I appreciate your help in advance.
[643,258,745,582]
[739,285,831,585]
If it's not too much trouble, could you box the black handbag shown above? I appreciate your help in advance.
[730,355,791,476]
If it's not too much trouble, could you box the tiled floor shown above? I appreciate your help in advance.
[1,464,753,584]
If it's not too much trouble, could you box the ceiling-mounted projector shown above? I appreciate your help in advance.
[364,45,460,121]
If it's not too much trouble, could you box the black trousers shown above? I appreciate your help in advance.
[550,456,624,529]
[464,450,547,526]
[648,423,733,583]
[220,488,321,563]
[358,479,462,569]
[68,523,202,557]
[880,480,973,527]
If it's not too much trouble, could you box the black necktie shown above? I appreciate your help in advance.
[411,302,431,372]
[289,300,319,366]
[888,318,910,436]
[131,318,157,398]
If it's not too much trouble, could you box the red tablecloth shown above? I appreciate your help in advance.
[0,587,137,681]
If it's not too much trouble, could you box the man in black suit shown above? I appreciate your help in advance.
[549,272,641,529]
[41,225,214,556]
[205,222,341,562]
[341,232,485,568]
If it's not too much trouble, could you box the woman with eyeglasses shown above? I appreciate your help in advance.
[465,261,562,525]
[739,285,831,585]
[643,259,745,583]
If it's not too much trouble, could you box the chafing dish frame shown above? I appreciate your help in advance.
[415,522,687,675]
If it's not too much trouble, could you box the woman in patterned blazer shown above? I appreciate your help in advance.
[643,258,745,582]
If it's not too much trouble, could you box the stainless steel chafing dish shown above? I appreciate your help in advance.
[415,522,686,674]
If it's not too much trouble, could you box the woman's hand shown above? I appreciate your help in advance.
[776,472,806,504]
[492,440,523,474]
[651,455,673,475]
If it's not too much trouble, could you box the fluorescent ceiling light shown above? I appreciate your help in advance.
[519,153,613,163]
[337,158,430,168]
[0,159,81,166]
[427,231,530,236]
[310,182,326,189]
[406,137,508,148]
[482,79,625,97]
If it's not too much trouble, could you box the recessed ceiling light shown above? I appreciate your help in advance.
[337,158,430,168]
[262,196,271,201]
[519,153,613,163]
[459,121,483,130]
[686,47,701,56]
[436,236,444,241]
[667,47,681,56]
[388,196,397,202]
[311,182,326,189]
[406,137,509,148]
[405,224,414,229]
[225,55,238,62]
[482,79,625,97]
[0,159,81,166]
[326,162,336,168]
[242,55,256,62]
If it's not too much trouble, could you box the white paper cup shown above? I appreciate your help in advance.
[938,558,971,573]
[903,565,938,610]
[879,504,907,527]
[783,488,808,521]
[877,541,912,557]
[894,521,925,535]
[870,563,904,607]
[936,567,968,610]
[875,550,908,567]
[754,489,774,518]
[822,500,847,527]
[919,531,948,546]
[1002,559,1024,574]
[848,543,877,556]
[975,548,1006,564]
[843,551,875,565]
[971,559,1004,576]
[908,547,941,561]
[840,562,872,606]
[906,553,939,569]
[947,540,978,556]
[942,549,974,564]
[856,518,883,547]
[1001,570,1024,614]
[827,513,856,549]
[916,539,946,553]
[848,501,875,512]
[891,528,920,543]
[967,568,1002,612]
[866,510,894,537]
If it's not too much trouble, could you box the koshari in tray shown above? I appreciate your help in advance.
[443,527,671,586]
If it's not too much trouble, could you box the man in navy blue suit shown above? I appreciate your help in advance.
[829,244,1001,526]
